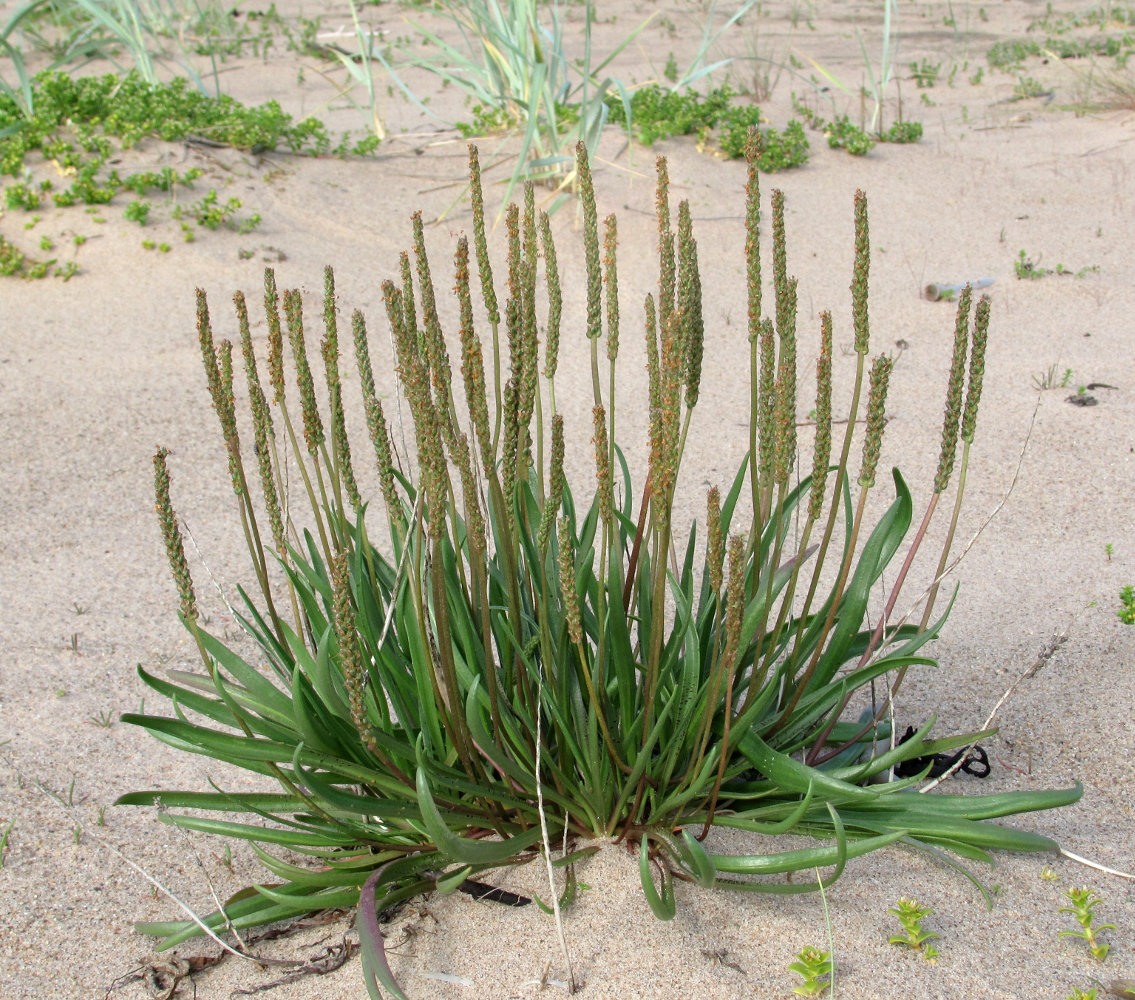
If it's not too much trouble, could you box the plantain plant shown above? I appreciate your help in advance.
[120,133,1081,997]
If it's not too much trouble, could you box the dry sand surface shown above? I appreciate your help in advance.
[1,1,1134,997]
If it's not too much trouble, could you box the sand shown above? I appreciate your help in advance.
[1,1,1133,997]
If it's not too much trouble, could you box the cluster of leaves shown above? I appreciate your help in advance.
[399,0,652,208]
[121,138,1080,997]
[792,99,923,157]
[0,231,75,279]
[0,71,340,167]
[1030,4,1135,33]
[178,3,326,62]
[1060,886,1116,961]
[455,84,808,173]
[789,945,834,996]
[603,84,738,144]
[824,116,875,156]
[1037,0,1135,55]
[456,100,582,139]
[1045,34,1134,62]
[988,29,1135,70]
[881,120,924,144]
[1119,585,1135,625]
[988,39,1047,69]
[0,70,381,275]
[909,59,941,88]
[173,190,261,234]
[1015,250,1050,280]
[1014,250,1099,280]
[889,897,940,960]
[3,163,204,213]
[602,84,809,169]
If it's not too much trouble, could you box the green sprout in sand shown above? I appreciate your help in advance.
[889,897,940,960]
[789,945,834,996]
[1059,887,1116,962]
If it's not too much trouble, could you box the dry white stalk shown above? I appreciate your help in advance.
[536,674,577,994]
[920,626,1068,793]
[1059,849,1135,881]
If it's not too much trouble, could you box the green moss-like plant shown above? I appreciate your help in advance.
[604,83,810,168]
[0,71,373,270]
[1117,585,1135,624]
[120,134,1079,995]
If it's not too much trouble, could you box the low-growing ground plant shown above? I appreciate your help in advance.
[601,84,810,168]
[1015,250,1099,280]
[888,897,940,960]
[1118,586,1135,625]
[0,818,12,867]
[789,945,834,996]
[791,96,922,155]
[1060,887,1116,961]
[0,70,376,274]
[0,230,72,279]
[1033,364,1075,391]
[120,134,1081,995]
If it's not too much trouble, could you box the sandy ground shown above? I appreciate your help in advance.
[1,1,1134,997]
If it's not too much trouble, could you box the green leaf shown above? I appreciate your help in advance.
[639,836,676,919]
[708,828,904,877]
[415,756,544,866]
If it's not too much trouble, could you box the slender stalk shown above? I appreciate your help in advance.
[468,145,503,446]
[778,192,873,718]
[890,293,990,701]
[702,533,746,834]
[540,210,562,418]
[577,141,603,408]
[321,267,362,526]
[688,485,726,792]
[281,288,334,561]
[744,127,762,519]
[604,212,620,483]
[806,354,893,764]
[196,294,281,633]
[353,309,406,534]
[235,290,299,638]
[853,286,972,681]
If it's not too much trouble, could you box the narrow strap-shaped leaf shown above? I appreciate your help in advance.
[705,780,817,836]
[639,835,676,919]
[740,731,884,804]
[115,790,305,812]
[674,828,716,888]
[813,470,913,685]
[359,860,441,1000]
[708,828,906,876]
[249,843,387,887]
[153,813,354,847]
[195,628,292,720]
[293,754,421,819]
[290,664,343,756]
[415,754,545,866]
